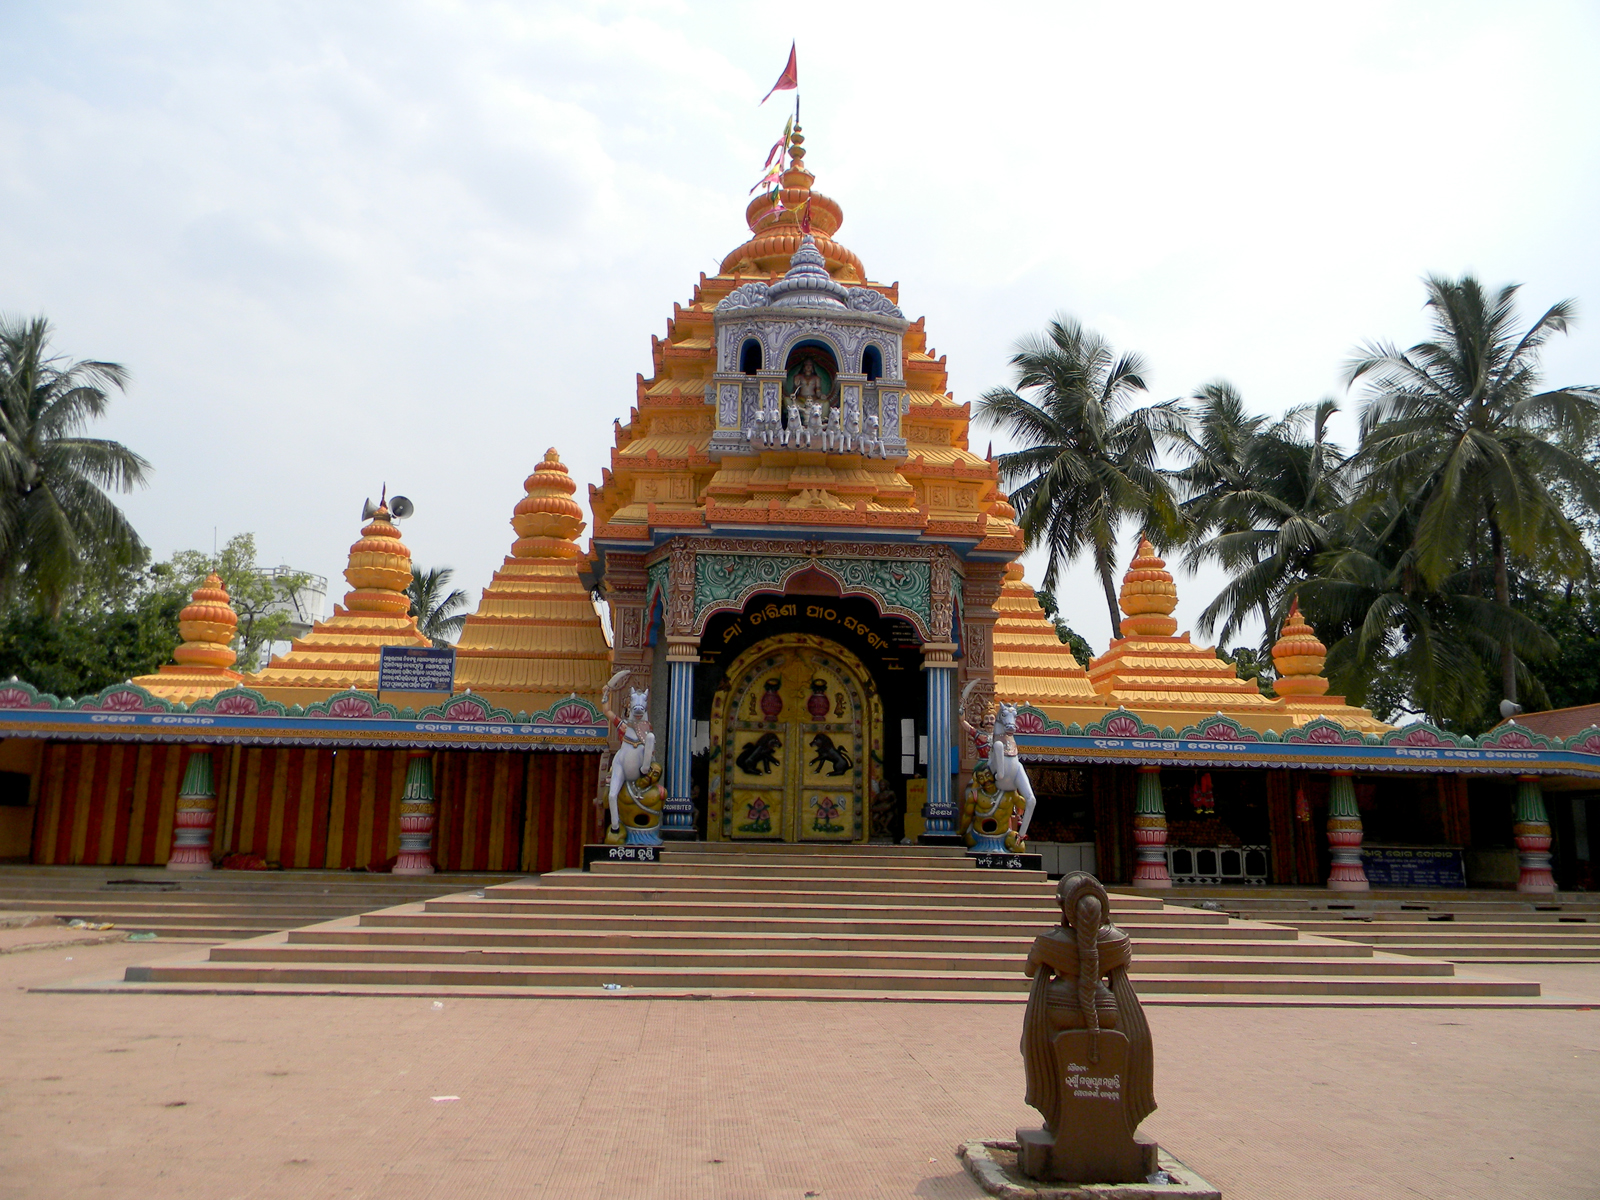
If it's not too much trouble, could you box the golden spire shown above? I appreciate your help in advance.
[721,126,864,280]
[1117,537,1178,637]
[511,448,585,560]
[1271,597,1330,697]
[128,573,243,703]
[342,504,412,615]
[172,574,239,669]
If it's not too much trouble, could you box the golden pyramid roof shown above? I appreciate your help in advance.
[129,573,244,704]
[453,449,613,712]
[1269,596,1386,731]
[247,503,433,703]
[988,487,1100,711]
[587,128,1023,554]
[1087,539,1275,716]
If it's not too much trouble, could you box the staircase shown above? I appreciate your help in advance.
[1164,887,1600,964]
[111,845,1543,1003]
[0,864,519,941]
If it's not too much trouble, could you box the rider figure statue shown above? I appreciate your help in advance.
[602,671,657,843]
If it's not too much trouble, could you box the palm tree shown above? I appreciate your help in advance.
[1304,494,1555,729]
[1170,387,1348,649]
[0,316,150,614]
[408,565,468,646]
[1348,276,1600,712]
[977,316,1181,634]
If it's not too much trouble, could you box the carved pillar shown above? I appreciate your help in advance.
[1325,769,1369,892]
[656,540,699,837]
[604,551,652,691]
[167,746,217,871]
[392,749,436,874]
[1131,764,1171,888]
[958,564,1004,781]
[920,641,959,841]
[1513,774,1556,893]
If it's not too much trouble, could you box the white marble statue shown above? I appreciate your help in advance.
[862,411,884,459]
[806,400,825,448]
[843,404,860,453]
[960,682,1038,838]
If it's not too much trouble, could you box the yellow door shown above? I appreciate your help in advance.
[711,633,881,843]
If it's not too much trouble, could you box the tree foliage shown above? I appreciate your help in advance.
[0,316,150,614]
[163,533,313,671]
[977,316,1181,633]
[408,565,468,646]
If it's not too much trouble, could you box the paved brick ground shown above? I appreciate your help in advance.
[2,941,1596,1200]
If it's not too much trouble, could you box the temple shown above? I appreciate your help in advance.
[0,126,1593,895]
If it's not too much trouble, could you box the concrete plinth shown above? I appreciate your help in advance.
[959,1140,1220,1200]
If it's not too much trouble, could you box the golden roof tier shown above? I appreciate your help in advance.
[247,503,433,705]
[988,488,1099,711]
[1270,597,1386,731]
[1087,538,1275,718]
[128,574,243,704]
[453,449,613,712]
[586,129,1022,557]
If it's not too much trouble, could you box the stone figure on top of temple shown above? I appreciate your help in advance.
[784,399,803,447]
[602,670,657,841]
[1017,872,1158,1184]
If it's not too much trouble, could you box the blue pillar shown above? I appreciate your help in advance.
[921,644,958,840]
[662,639,697,837]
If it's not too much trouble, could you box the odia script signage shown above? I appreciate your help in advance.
[378,646,456,693]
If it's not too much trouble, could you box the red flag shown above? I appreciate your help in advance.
[798,195,812,235]
[760,42,798,104]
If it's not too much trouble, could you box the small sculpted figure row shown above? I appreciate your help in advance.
[746,402,886,457]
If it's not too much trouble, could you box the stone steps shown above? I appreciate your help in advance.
[288,926,1362,956]
[109,846,1544,1003]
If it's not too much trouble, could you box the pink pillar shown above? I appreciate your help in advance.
[393,749,436,875]
[1513,774,1556,894]
[167,746,217,871]
[1131,764,1171,888]
[1325,769,1369,892]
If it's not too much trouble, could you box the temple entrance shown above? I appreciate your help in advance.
[709,632,882,843]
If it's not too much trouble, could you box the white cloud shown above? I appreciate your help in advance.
[1,0,1596,654]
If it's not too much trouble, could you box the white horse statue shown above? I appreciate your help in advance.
[784,400,804,446]
[960,682,1037,838]
[602,670,656,838]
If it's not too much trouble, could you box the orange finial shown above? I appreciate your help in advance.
[343,504,412,615]
[512,447,586,559]
[1117,536,1178,637]
[172,573,239,669]
[1272,595,1329,696]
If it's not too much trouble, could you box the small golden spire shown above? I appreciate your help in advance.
[512,448,586,559]
[343,504,412,615]
[1271,596,1330,696]
[172,574,239,669]
[1118,536,1178,637]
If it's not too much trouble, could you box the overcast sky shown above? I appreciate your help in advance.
[3,2,1598,654]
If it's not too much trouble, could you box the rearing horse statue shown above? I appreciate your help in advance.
[602,670,657,839]
[960,682,1038,840]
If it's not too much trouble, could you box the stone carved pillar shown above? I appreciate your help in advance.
[167,745,217,871]
[920,641,959,841]
[1131,765,1171,888]
[1513,774,1556,893]
[393,749,436,874]
[958,564,1004,783]
[658,541,699,838]
[1325,769,1369,891]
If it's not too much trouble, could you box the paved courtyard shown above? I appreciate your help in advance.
[2,940,1596,1200]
